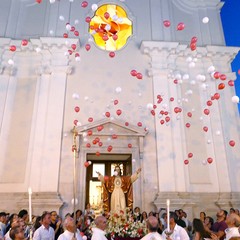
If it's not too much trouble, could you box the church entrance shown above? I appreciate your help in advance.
[85,153,132,213]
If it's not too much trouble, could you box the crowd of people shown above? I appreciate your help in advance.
[0,205,240,240]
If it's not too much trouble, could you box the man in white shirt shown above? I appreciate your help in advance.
[57,216,82,240]
[162,212,190,240]
[141,216,163,240]
[33,212,55,240]
[225,213,240,240]
[91,216,107,240]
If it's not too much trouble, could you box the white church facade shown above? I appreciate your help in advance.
[0,0,239,218]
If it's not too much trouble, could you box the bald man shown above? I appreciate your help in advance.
[225,213,240,240]
[91,216,107,240]
[141,216,163,240]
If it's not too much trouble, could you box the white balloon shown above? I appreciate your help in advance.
[132,159,136,163]
[112,15,118,21]
[8,59,14,65]
[82,236,87,240]
[75,56,81,62]
[189,62,195,68]
[175,73,182,80]
[182,74,189,80]
[231,96,239,103]
[202,160,207,165]
[207,65,215,73]
[74,19,79,25]
[72,93,80,99]
[88,161,92,165]
[186,56,193,62]
[190,80,196,85]
[49,30,54,35]
[105,24,111,31]
[185,90,193,95]
[216,130,221,136]
[35,47,41,53]
[202,17,209,24]
[147,103,153,109]
[66,24,71,31]
[115,87,122,93]
[91,4,98,11]
[49,0,55,3]
[207,139,211,144]
[59,15,65,21]
[84,96,89,101]
[77,121,82,126]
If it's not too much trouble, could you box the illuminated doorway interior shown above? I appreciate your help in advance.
[85,153,132,212]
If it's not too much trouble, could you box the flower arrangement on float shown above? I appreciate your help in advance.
[90,208,147,238]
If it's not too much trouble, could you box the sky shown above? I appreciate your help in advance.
[221,0,240,113]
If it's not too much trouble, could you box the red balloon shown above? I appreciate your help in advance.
[88,117,93,122]
[107,145,113,152]
[112,134,117,139]
[184,159,189,165]
[204,109,210,115]
[174,107,180,113]
[137,122,142,127]
[218,83,225,90]
[86,143,91,148]
[128,143,132,148]
[97,125,104,131]
[136,73,143,79]
[220,74,226,81]
[153,104,157,109]
[213,72,220,79]
[85,17,91,23]
[84,162,90,167]
[105,112,110,117]
[170,97,174,102]
[98,142,103,147]
[203,126,208,132]
[73,119,78,125]
[92,139,97,145]
[130,70,137,76]
[87,130,92,136]
[173,79,178,84]
[109,52,115,58]
[36,0,42,3]
[229,140,235,147]
[63,33,68,38]
[214,93,220,100]
[165,116,170,122]
[187,112,192,117]
[112,35,118,41]
[74,31,79,36]
[188,153,193,158]
[160,120,165,125]
[163,20,171,27]
[191,36,198,43]
[70,26,75,32]
[228,80,234,86]
[104,12,110,19]
[21,39,28,46]
[74,106,80,112]
[151,110,155,116]
[75,53,80,57]
[207,100,212,106]
[116,109,122,116]
[125,122,129,126]
[68,49,73,55]
[114,99,118,105]
[85,44,91,51]
[9,45,16,52]
[186,123,191,128]
[190,42,196,51]
[177,22,185,31]
[81,1,88,7]
[207,157,213,164]
[71,44,77,50]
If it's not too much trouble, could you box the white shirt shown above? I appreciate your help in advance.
[225,227,240,240]
[33,225,55,240]
[57,230,82,240]
[91,227,107,240]
[162,224,190,240]
[141,232,163,240]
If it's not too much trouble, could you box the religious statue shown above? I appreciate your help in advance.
[97,165,141,213]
